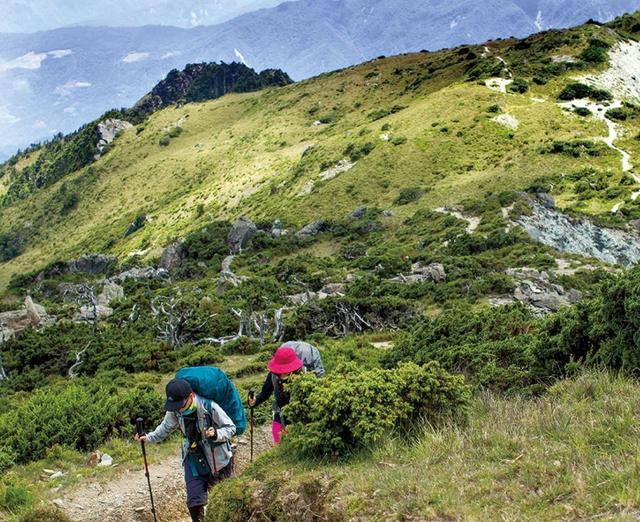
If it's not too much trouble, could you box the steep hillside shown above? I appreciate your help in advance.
[2,14,640,288]
[1,0,637,160]
[3,13,640,522]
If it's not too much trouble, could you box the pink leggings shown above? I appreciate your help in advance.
[272,420,283,445]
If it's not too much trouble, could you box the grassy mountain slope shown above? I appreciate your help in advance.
[1,16,639,289]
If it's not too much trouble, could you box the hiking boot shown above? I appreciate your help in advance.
[188,505,205,522]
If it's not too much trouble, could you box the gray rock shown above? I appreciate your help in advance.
[271,219,283,238]
[320,283,346,296]
[97,281,124,306]
[109,267,169,284]
[507,267,583,314]
[124,215,147,237]
[74,304,114,323]
[350,207,367,219]
[287,292,317,305]
[94,119,133,159]
[516,196,640,266]
[0,297,55,342]
[389,262,446,284]
[536,192,555,209]
[227,217,257,254]
[159,241,185,270]
[296,220,328,239]
[68,254,117,275]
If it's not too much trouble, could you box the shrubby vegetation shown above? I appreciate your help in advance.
[284,362,470,457]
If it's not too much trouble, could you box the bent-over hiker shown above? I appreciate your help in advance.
[135,378,236,522]
[282,340,325,377]
[248,345,310,445]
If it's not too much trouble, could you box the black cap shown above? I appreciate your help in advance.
[165,379,192,412]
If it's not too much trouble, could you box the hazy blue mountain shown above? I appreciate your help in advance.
[0,0,283,33]
[1,0,638,159]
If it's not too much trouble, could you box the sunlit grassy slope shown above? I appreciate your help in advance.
[1,17,639,289]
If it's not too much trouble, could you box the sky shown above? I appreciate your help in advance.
[0,0,284,33]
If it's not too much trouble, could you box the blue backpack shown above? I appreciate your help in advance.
[176,366,247,435]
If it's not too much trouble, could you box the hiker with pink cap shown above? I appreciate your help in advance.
[248,345,305,444]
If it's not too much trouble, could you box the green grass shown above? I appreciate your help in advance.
[0,16,637,289]
[208,370,640,521]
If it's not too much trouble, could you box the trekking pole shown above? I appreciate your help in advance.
[248,389,255,463]
[136,417,158,522]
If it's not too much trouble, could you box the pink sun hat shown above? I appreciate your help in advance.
[267,346,304,374]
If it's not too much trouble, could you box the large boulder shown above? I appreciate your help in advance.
[97,282,125,306]
[67,254,117,276]
[227,218,257,254]
[159,241,185,270]
[507,268,583,314]
[109,267,169,284]
[94,119,133,159]
[296,220,328,240]
[0,297,55,342]
[74,305,114,323]
[389,262,447,284]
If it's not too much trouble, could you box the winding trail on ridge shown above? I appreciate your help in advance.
[482,47,638,214]
[61,426,273,522]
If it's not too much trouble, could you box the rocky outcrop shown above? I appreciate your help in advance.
[94,119,133,159]
[296,220,329,240]
[67,254,117,276]
[350,207,367,219]
[109,267,169,284]
[216,255,248,295]
[159,241,185,270]
[227,217,257,254]
[287,282,346,305]
[271,220,283,238]
[0,297,56,343]
[489,268,583,314]
[124,215,147,237]
[74,305,114,323]
[516,196,640,266]
[389,262,446,284]
[97,281,124,306]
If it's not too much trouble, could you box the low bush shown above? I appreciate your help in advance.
[558,83,612,101]
[541,140,607,158]
[284,362,470,457]
[394,187,426,205]
[508,78,529,94]
[20,506,73,522]
[0,380,163,463]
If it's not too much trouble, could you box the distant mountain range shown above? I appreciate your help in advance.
[1,0,638,160]
[0,0,282,33]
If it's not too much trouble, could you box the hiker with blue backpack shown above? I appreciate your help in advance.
[135,367,246,522]
[248,341,324,445]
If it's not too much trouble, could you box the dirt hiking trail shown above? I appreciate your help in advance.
[61,426,272,522]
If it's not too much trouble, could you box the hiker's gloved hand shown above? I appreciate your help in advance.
[205,427,217,440]
[134,433,147,442]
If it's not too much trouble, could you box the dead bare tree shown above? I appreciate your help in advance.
[150,295,211,348]
[65,283,100,333]
[68,342,91,378]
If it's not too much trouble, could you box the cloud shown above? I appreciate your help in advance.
[0,49,73,74]
[234,48,249,66]
[48,49,73,59]
[55,80,92,96]
[0,51,48,73]
[162,51,182,59]
[0,106,20,124]
[12,78,30,92]
[63,106,77,114]
[33,120,47,129]
[122,52,151,64]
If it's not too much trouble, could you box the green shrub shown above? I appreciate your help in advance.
[220,337,262,355]
[558,83,612,101]
[542,140,607,158]
[391,136,407,146]
[394,187,426,205]
[168,126,183,138]
[574,107,591,117]
[284,362,470,457]
[159,135,171,146]
[605,108,628,121]
[0,480,32,511]
[508,78,529,94]
[487,104,501,113]
[0,381,163,463]
[20,506,73,522]
[344,142,376,162]
[0,448,16,473]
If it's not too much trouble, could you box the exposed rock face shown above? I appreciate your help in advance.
[159,241,185,270]
[0,297,56,342]
[286,283,345,305]
[216,255,248,295]
[271,220,283,238]
[296,220,328,239]
[124,215,147,237]
[389,262,447,284]
[74,305,114,323]
[319,159,354,181]
[109,267,169,284]
[68,254,117,275]
[94,119,133,159]
[489,268,583,314]
[227,217,257,254]
[350,207,367,219]
[97,281,124,306]
[516,197,640,266]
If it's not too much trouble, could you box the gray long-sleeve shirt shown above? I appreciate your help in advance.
[145,395,236,473]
